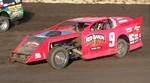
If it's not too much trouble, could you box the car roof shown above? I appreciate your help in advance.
[68,17,108,23]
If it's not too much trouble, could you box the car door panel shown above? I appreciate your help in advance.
[81,25,117,60]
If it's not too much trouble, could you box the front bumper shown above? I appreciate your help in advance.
[10,53,29,63]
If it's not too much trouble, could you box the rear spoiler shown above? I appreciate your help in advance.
[134,16,142,26]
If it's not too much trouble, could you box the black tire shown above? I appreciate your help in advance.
[116,39,129,58]
[0,16,10,32]
[47,47,69,69]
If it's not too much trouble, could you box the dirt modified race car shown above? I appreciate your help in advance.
[10,16,143,69]
[0,0,24,32]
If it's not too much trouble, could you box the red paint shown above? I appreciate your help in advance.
[12,16,143,63]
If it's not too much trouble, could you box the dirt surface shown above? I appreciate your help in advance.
[0,3,150,83]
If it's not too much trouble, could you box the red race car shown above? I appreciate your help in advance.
[10,16,143,69]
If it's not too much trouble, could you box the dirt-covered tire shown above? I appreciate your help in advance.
[47,47,69,69]
[116,39,129,58]
[0,16,10,32]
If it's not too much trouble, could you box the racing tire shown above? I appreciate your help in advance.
[47,47,69,69]
[116,39,129,58]
[0,16,10,32]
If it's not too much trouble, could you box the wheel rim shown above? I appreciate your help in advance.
[0,19,8,31]
[54,52,67,67]
[117,42,126,55]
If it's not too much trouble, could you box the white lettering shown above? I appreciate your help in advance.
[86,34,105,43]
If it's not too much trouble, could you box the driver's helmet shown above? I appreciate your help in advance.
[97,23,103,30]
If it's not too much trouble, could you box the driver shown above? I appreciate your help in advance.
[97,23,103,30]
[91,22,104,31]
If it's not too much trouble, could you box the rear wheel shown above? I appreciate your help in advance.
[116,39,129,58]
[48,47,69,69]
[0,16,9,32]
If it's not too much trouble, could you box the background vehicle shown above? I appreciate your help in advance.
[10,16,143,69]
[0,0,24,32]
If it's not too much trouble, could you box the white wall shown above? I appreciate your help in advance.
[23,0,150,4]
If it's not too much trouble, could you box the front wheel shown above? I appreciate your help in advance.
[47,47,69,69]
[0,16,10,32]
[116,39,129,58]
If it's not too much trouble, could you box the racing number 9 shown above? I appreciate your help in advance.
[109,32,115,47]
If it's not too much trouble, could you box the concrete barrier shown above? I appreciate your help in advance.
[23,0,150,4]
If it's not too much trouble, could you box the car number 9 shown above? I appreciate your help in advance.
[109,32,115,47]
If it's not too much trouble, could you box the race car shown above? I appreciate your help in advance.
[10,16,143,69]
[0,0,24,32]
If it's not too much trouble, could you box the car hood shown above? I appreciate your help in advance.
[14,28,78,55]
[34,30,74,38]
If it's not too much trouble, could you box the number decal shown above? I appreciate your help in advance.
[109,32,115,47]
[129,34,139,44]
[129,34,134,44]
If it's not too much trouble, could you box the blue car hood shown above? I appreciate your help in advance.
[35,30,72,38]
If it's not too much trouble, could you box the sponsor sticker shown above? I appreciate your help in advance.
[35,53,41,59]
[91,46,102,51]
[126,27,133,33]
[134,26,140,31]
[85,34,105,44]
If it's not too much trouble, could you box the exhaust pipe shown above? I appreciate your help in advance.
[72,49,82,55]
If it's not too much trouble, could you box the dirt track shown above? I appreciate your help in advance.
[0,3,150,83]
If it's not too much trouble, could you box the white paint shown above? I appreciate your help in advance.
[109,32,115,47]
[126,27,133,33]
[86,34,105,43]
[110,18,117,28]
[35,53,41,59]
[129,33,139,44]
[23,0,150,4]
[134,26,140,31]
